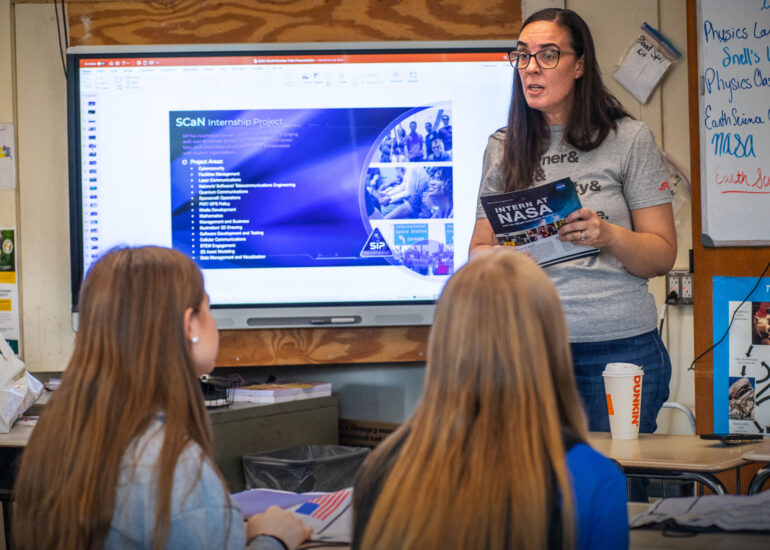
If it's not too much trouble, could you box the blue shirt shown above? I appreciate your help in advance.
[105,420,284,550]
[353,433,629,549]
[567,443,629,550]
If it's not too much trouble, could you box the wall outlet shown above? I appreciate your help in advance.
[666,271,680,300]
[666,270,693,305]
[680,273,693,301]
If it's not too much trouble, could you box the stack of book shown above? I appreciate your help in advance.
[232,381,332,404]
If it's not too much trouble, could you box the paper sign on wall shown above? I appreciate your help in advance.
[0,124,16,190]
[613,22,681,104]
[0,228,20,354]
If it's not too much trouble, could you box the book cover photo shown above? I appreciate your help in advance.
[480,177,599,267]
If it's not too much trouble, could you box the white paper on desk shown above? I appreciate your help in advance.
[613,33,672,103]
[630,490,770,531]
[289,488,352,542]
[0,124,16,190]
[232,487,352,543]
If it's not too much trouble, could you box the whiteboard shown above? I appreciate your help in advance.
[697,0,770,246]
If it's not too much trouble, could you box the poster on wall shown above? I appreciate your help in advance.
[713,276,770,434]
[0,124,15,190]
[0,228,21,354]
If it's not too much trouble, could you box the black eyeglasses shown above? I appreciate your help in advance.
[508,49,576,70]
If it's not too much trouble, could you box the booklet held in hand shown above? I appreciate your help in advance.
[480,177,599,267]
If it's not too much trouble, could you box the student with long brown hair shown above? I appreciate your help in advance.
[13,246,311,550]
[352,249,627,550]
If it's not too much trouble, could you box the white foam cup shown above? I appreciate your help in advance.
[602,362,644,440]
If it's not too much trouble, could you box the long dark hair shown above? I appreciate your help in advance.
[501,8,630,191]
[13,247,225,550]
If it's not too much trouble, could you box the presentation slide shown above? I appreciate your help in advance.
[170,105,457,280]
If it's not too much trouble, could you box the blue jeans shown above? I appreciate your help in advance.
[571,330,672,433]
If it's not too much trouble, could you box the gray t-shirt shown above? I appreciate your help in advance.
[476,118,673,342]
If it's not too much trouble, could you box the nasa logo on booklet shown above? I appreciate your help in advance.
[360,228,392,257]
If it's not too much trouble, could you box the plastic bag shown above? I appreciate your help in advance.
[0,334,43,433]
[243,445,370,493]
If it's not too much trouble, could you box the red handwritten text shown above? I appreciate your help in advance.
[753,167,770,189]
[715,167,748,186]
[715,167,770,193]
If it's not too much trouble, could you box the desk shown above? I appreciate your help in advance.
[743,443,770,495]
[300,502,770,550]
[0,421,33,550]
[0,422,34,448]
[588,433,752,495]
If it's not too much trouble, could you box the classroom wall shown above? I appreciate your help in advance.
[13,1,73,372]
[656,0,696,435]
[566,1,695,434]
[2,0,696,433]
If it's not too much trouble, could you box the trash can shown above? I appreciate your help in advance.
[243,445,370,493]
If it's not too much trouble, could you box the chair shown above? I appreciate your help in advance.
[638,401,698,500]
[747,466,770,495]
[661,401,696,435]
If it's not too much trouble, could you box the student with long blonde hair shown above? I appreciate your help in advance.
[352,249,627,550]
[13,246,311,550]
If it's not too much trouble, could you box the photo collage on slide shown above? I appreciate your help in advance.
[361,104,455,278]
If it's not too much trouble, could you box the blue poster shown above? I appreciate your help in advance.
[712,276,770,434]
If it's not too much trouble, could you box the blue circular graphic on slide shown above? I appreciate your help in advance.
[359,103,455,278]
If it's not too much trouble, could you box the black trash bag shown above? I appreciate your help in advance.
[243,445,370,493]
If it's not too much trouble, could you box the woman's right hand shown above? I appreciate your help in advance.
[246,505,313,550]
[469,217,499,258]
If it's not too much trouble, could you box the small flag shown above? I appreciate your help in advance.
[295,489,351,521]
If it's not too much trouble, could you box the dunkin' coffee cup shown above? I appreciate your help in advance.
[602,362,644,440]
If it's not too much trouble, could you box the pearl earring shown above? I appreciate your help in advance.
[191,336,199,344]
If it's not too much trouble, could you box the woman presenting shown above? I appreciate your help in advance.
[470,8,676,433]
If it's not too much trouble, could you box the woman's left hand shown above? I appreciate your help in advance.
[557,207,616,248]
[557,203,676,279]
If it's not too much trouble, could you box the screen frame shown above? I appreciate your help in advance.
[66,40,515,329]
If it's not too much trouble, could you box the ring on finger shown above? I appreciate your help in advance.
[580,230,586,241]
